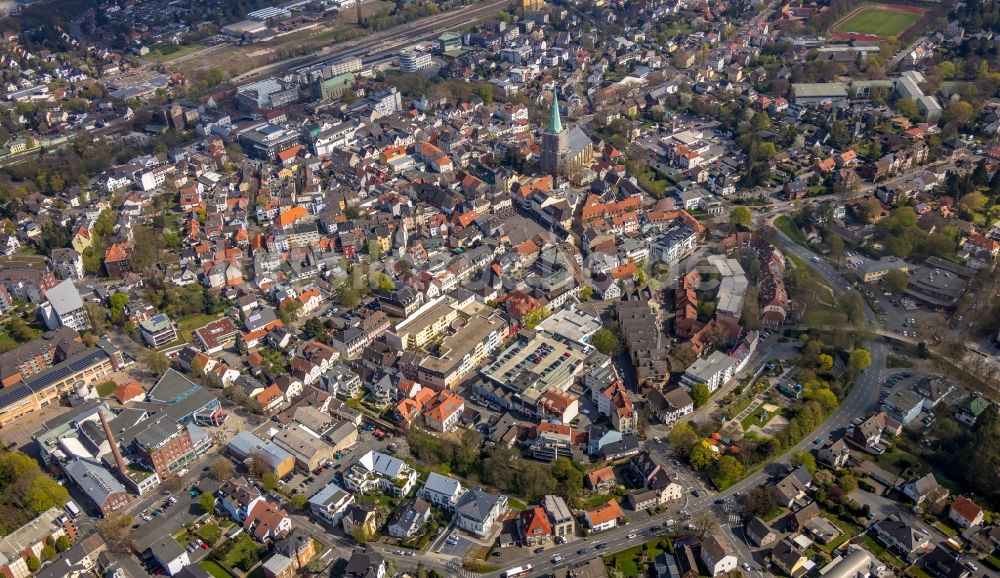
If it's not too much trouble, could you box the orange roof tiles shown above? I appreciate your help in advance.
[277,206,308,228]
[113,381,145,404]
[586,499,625,525]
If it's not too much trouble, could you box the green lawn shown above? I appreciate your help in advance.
[887,356,914,369]
[933,520,958,537]
[507,498,527,511]
[983,554,1000,571]
[862,535,906,569]
[741,406,779,430]
[819,515,859,554]
[197,524,223,545]
[96,381,117,397]
[176,313,224,343]
[603,537,672,577]
[199,560,233,578]
[213,533,264,572]
[145,43,206,63]
[835,7,921,38]
[582,493,625,508]
[775,216,812,249]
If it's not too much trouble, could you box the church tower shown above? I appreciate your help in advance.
[541,88,568,178]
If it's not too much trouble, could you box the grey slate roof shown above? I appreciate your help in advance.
[44,279,84,315]
[456,488,502,523]
[64,457,126,507]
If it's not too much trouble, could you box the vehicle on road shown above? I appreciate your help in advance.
[534,547,545,554]
[502,565,533,578]
[743,563,752,571]
[596,543,608,550]
[578,547,590,554]
[627,533,638,539]
[552,555,564,563]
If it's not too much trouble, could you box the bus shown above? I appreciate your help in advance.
[944,537,963,553]
[503,564,533,578]
[64,501,81,518]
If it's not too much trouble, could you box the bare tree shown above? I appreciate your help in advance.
[688,510,720,539]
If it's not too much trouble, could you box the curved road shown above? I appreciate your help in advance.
[486,220,888,578]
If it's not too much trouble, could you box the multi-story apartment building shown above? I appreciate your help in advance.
[40,279,91,332]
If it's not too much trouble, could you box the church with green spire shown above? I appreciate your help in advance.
[540,88,594,182]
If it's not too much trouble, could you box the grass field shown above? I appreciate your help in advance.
[96,381,117,397]
[835,6,921,38]
[198,561,232,578]
[145,43,206,64]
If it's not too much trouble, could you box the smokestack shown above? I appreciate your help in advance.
[99,410,128,474]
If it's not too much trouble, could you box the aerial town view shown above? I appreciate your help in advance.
[2,0,1000,576]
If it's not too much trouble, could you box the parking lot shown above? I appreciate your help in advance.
[877,367,965,432]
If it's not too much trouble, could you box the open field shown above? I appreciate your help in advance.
[171,0,391,78]
[829,4,925,41]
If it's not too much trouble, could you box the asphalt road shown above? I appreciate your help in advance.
[481,211,888,578]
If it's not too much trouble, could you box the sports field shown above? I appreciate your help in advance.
[829,4,926,41]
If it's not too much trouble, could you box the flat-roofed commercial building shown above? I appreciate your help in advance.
[859,257,909,283]
[417,313,506,390]
[0,340,123,429]
[792,82,848,106]
[906,257,975,307]
[536,306,601,346]
[480,330,592,415]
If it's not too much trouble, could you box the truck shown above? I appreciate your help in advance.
[64,500,81,518]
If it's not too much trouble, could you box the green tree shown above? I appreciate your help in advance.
[476,83,494,105]
[884,269,909,294]
[26,555,39,572]
[55,535,71,552]
[199,493,216,514]
[40,544,56,561]
[690,383,711,408]
[715,455,744,481]
[578,287,593,301]
[689,444,714,470]
[290,494,308,510]
[590,328,621,356]
[338,285,360,308]
[522,307,550,330]
[109,292,128,324]
[730,206,752,231]
[791,450,817,474]
[817,354,834,373]
[849,348,871,372]
[895,98,919,120]
[959,191,988,213]
[261,471,278,492]
[143,349,170,376]
[304,317,326,341]
[668,421,699,455]
[808,388,838,412]
[376,273,395,292]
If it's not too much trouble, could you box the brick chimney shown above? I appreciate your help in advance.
[98,410,128,474]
